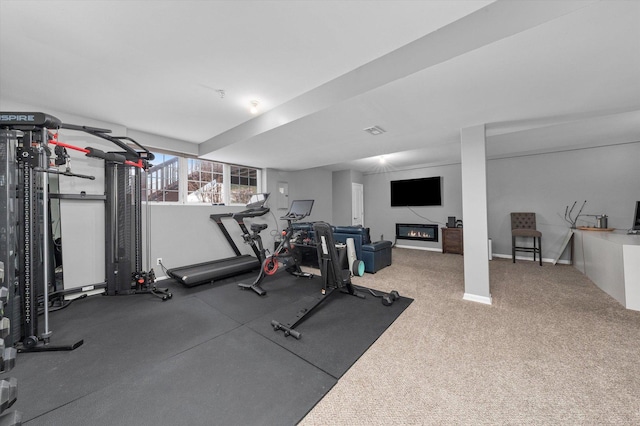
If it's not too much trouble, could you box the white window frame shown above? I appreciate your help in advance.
[145,152,263,206]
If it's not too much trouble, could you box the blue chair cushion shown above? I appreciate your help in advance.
[361,240,393,273]
[362,240,393,252]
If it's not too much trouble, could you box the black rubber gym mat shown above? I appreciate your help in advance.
[12,273,411,425]
[247,286,413,379]
[195,272,322,324]
[11,294,241,421]
[23,327,336,426]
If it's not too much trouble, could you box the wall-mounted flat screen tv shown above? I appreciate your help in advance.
[390,176,442,207]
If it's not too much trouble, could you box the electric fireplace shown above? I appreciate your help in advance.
[395,223,439,242]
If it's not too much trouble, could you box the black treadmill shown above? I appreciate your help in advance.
[167,193,270,287]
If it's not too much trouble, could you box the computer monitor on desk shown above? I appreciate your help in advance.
[630,201,640,234]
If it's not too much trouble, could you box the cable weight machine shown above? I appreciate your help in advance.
[1,111,170,353]
[47,123,171,300]
[101,143,165,299]
[1,113,83,352]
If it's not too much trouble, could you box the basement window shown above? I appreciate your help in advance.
[187,159,224,204]
[145,151,261,205]
[229,165,258,205]
[145,152,179,202]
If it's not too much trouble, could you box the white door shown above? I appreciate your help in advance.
[352,183,364,226]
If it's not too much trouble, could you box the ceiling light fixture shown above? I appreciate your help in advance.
[249,100,259,114]
[379,156,386,164]
[363,125,386,136]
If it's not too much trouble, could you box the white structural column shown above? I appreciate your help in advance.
[460,124,491,304]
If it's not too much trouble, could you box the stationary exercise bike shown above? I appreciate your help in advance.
[238,200,315,296]
[271,221,365,339]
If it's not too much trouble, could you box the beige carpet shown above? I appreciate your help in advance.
[299,248,640,425]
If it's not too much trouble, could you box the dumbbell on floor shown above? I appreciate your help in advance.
[382,290,400,306]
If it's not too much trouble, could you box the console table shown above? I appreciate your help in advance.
[442,227,463,255]
[573,230,640,311]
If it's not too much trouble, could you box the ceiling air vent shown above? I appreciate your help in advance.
[363,125,386,136]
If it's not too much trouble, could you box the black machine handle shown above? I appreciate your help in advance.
[60,123,153,162]
[85,147,127,163]
[34,167,95,180]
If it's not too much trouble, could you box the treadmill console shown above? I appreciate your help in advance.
[230,193,270,220]
[246,193,270,210]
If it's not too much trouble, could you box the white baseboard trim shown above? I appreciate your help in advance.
[492,253,571,265]
[463,293,492,305]
[394,244,442,252]
[65,288,105,300]
[392,247,572,265]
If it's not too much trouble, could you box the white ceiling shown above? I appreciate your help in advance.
[1,0,639,173]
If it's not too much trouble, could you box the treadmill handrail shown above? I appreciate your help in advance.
[232,206,270,220]
[210,212,234,221]
[210,207,270,222]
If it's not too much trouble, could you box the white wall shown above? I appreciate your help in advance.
[363,163,463,248]
[265,167,333,225]
[331,169,364,226]
[361,141,640,261]
[487,142,640,262]
[332,170,352,226]
[146,203,278,278]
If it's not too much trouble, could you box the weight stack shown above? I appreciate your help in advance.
[0,286,21,425]
[0,129,22,424]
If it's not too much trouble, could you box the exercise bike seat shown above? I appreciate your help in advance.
[251,223,268,233]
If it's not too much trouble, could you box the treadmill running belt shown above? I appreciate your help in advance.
[168,255,260,287]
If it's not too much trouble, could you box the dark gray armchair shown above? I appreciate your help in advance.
[511,212,542,266]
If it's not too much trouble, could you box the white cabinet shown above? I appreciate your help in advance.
[573,230,640,311]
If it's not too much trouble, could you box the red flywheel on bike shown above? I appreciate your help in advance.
[263,258,279,275]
